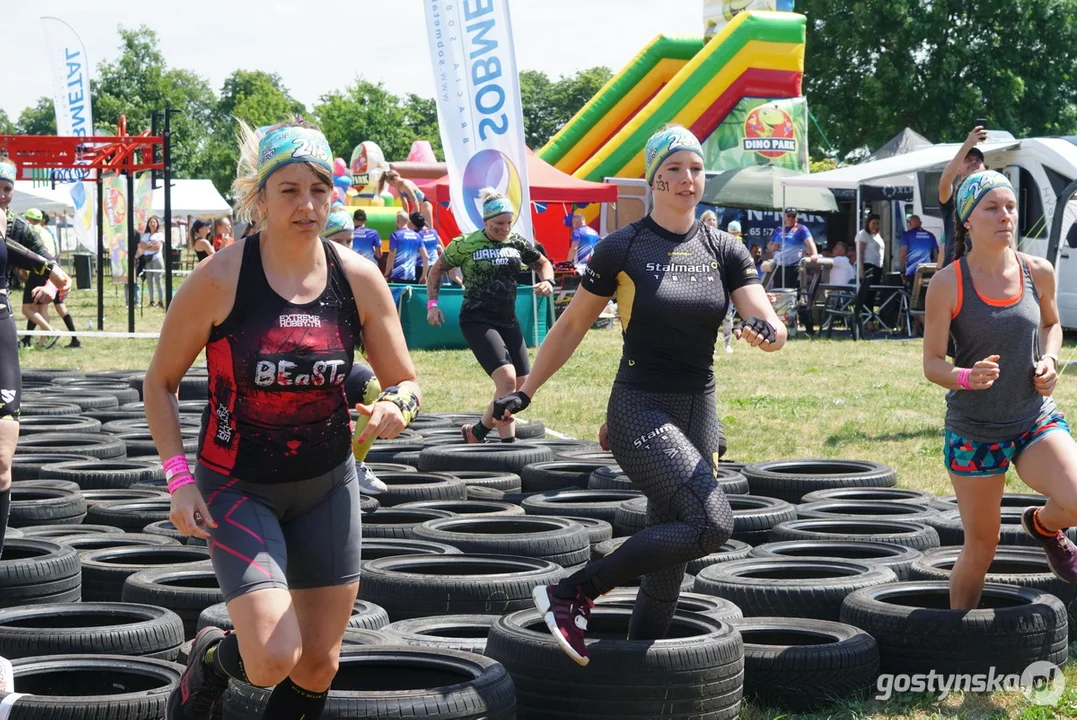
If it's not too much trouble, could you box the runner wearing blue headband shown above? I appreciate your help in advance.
[923,170,1077,612]
[145,118,421,720]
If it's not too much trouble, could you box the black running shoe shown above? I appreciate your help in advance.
[167,626,228,719]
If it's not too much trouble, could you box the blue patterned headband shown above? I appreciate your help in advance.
[0,161,16,185]
[483,196,516,221]
[321,209,354,238]
[257,126,334,190]
[644,126,704,185]
[956,170,1013,223]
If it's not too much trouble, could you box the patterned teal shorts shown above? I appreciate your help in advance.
[944,412,1070,477]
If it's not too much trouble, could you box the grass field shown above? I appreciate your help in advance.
[17,284,1077,719]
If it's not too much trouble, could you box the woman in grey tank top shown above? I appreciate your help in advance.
[923,170,1077,609]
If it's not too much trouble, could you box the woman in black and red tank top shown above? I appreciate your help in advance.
[144,119,421,720]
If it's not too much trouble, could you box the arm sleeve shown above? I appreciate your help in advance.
[721,238,763,293]
[5,237,53,275]
[440,237,464,269]
[13,220,53,261]
[579,236,622,297]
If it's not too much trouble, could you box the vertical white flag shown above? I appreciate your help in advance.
[423,0,533,240]
[41,16,95,251]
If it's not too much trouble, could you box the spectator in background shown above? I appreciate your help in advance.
[190,220,215,263]
[213,216,233,251]
[717,216,743,354]
[938,126,988,268]
[384,210,423,283]
[701,210,719,229]
[855,213,886,333]
[351,209,382,263]
[568,212,600,275]
[768,208,817,334]
[321,208,354,248]
[140,216,165,308]
[749,244,764,278]
[900,215,939,285]
[828,241,855,285]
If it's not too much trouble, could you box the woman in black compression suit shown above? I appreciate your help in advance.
[493,126,787,665]
[0,158,72,559]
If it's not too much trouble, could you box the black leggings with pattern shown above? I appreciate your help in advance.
[559,384,734,640]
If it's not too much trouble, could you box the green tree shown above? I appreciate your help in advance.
[203,70,308,196]
[313,79,414,165]
[16,98,57,135]
[799,0,1077,157]
[93,26,217,178]
[0,110,16,135]
[402,93,443,160]
[520,66,613,150]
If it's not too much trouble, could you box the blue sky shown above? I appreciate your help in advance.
[4,0,703,120]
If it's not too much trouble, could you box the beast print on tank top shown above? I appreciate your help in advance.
[199,235,361,483]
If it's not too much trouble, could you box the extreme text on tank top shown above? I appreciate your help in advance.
[946,251,1054,442]
[199,235,361,483]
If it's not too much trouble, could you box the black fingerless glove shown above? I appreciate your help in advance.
[493,390,531,420]
[735,316,778,344]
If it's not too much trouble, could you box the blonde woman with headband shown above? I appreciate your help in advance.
[0,156,71,562]
[426,188,554,443]
[923,170,1077,610]
[492,125,786,665]
[144,118,421,720]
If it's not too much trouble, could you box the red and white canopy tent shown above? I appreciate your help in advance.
[428,148,617,261]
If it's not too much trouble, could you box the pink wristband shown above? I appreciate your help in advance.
[167,473,196,494]
[163,455,191,479]
[957,368,972,390]
[427,299,439,309]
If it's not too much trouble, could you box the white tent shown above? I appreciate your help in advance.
[153,179,231,217]
[8,181,76,215]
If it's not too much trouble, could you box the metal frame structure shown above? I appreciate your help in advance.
[0,114,174,332]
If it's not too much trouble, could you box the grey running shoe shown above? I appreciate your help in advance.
[166,626,228,719]
[357,462,387,495]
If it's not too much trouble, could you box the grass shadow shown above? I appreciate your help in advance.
[824,423,943,447]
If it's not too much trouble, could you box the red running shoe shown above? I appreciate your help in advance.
[532,584,593,666]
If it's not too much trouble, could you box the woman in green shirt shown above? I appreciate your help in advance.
[426,189,554,442]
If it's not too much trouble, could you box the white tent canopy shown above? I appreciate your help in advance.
[154,179,231,218]
[8,181,78,215]
[780,141,1021,190]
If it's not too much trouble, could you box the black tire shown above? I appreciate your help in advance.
[556,448,617,465]
[341,628,392,647]
[20,369,84,381]
[25,390,121,411]
[592,537,754,575]
[361,538,463,561]
[613,496,647,536]
[749,540,924,581]
[141,520,210,547]
[0,539,82,607]
[908,546,1077,629]
[929,492,1046,512]
[409,414,455,432]
[743,459,897,503]
[59,533,180,551]
[0,602,185,661]
[17,415,103,435]
[7,486,87,527]
[921,508,1077,547]
[365,463,418,474]
[486,606,744,720]
[521,489,641,524]
[18,524,123,539]
[839,581,1069,675]
[795,500,941,523]
[418,443,554,473]
[43,460,164,489]
[85,499,172,533]
[17,401,83,417]
[694,558,898,621]
[728,495,797,545]
[221,645,516,719]
[361,508,455,540]
[594,588,745,623]
[16,432,126,459]
[587,465,630,491]
[359,554,567,620]
[110,431,197,458]
[49,382,141,405]
[122,564,222,638]
[81,488,169,506]
[732,616,879,711]
[396,499,525,516]
[466,485,505,501]
[10,453,97,481]
[370,472,469,507]
[359,494,380,513]
[346,600,392,631]
[382,614,498,654]
[801,487,937,505]
[0,654,182,719]
[769,518,941,551]
[80,545,211,602]
[365,442,428,465]
[520,461,611,493]
[716,469,751,496]
[82,408,151,422]
[12,478,82,494]
[554,515,613,546]
[121,400,206,415]
[414,516,590,567]
[524,439,600,456]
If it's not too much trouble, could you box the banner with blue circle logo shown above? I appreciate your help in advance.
[423,0,534,240]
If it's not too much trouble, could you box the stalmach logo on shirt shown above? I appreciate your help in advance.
[743,104,797,159]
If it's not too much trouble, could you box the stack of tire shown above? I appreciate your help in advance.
[2,379,1072,718]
